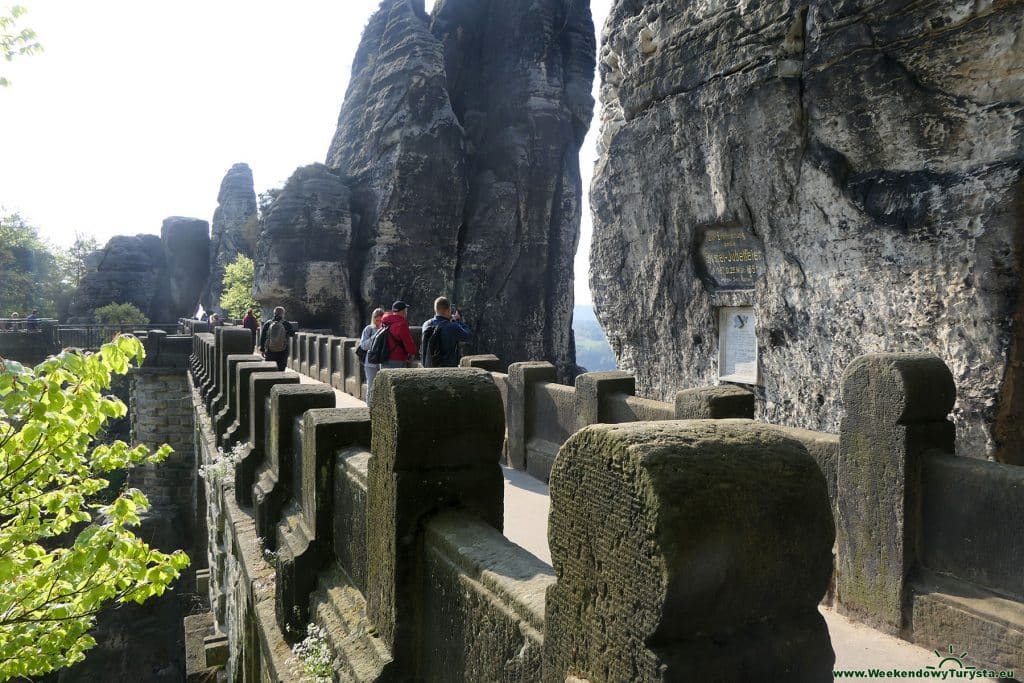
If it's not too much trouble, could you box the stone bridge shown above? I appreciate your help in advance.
[126,322,1021,681]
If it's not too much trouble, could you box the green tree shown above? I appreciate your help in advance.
[0,212,60,318]
[0,335,189,678]
[93,303,149,327]
[219,254,257,319]
[58,232,100,289]
[0,5,42,87]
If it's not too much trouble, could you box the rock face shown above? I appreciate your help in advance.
[590,0,1024,461]
[252,164,356,331]
[70,218,210,322]
[255,0,595,378]
[205,163,258,316]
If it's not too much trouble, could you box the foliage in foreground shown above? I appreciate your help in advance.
[93,302,149,327]
[0,5,41,87]
[219,254,258,319]
[0,335,189,679]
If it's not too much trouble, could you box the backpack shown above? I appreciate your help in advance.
[366,325,390,364]
[421,321,446,368]
[266,320,288,353]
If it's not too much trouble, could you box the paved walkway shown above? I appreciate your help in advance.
[294,369,939,677]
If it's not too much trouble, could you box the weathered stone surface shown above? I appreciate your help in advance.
[544,419,835,682]
[257,0,595,379]
[205,163,257,317]
[325,0,466,335]
[836,353,955,635]
[590,0,1024,460]
[69,218,210,322]
[252,164,356,331]
[366,368,505,674]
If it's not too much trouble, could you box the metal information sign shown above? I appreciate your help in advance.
[718,306,759,385]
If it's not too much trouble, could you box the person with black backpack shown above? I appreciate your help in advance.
[358,307,385,406]
[421,296,472,368]
[259,306,295,371]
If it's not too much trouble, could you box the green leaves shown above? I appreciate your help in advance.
[0,5,42,87]
[92,302,149,327]
[219,254,258,318]
[0,335,190,679]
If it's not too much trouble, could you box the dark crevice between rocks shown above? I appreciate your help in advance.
[992,174,1024,465]
[790,4,810,197]
[545,147,576,381]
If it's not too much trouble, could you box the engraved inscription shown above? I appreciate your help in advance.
[696,226,766,290]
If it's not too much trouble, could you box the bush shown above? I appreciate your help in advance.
[93,302,149,327]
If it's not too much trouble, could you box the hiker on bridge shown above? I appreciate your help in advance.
[242,309,259,343]
[259,306,295,371]
[358,307,386,407]
[421,296,471,368]
[379,301,417,370]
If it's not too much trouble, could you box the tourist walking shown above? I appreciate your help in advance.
[259,306,295,371]
[242,308,259,345]
[421,297,471,367]
[379,301,417,369]
[359,307,386,407]
[25,310,39,331]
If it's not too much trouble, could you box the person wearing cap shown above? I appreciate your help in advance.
[379,300,417,369]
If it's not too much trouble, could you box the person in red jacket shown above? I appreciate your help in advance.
[380,300,417,368]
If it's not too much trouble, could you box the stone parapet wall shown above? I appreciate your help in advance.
[186,327,839,681]
[180,324,1023,675]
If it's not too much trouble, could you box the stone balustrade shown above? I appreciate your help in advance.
[171,327,1024,677]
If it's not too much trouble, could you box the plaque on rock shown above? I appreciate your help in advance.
[718,306,759,385]
[696,226,766,290]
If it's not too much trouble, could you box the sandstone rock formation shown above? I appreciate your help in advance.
[254,0,595,378]
[69,218,210,322]
[205,163,258,317]
[590,0,1024,461]
[252,164,356,331]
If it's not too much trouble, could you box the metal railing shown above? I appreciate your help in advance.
[55,323,180,350]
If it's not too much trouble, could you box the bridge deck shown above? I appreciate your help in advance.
[293,369,938,675]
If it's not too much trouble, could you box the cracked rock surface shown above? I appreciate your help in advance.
[205,163,258,317]
[255,0,596,378]
[590,0,1023,461]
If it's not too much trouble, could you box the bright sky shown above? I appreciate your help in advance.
[0,0,610,305]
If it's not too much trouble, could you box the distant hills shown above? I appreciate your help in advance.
[573,305,616,372]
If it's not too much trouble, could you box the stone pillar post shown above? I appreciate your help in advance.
[298,334,312,377]
[223,361,277,451]
[275,407,370,634]
[506,362,557,470]
[195,333,214,390]
[836,353,955,636]
[288,331,300,370]
[209,328,255,416]
[343,340,362,398]
[543,420,835,682]
[459,354,502,371]
[235,371,299,507]
[331,338,349,391]
[366,368,505,671]
[214,354,262,443]
[201,328,224,399]
[253,384,335,547]
[674,385,755,418]
[324,337,342,384]
[574,370,635,430]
